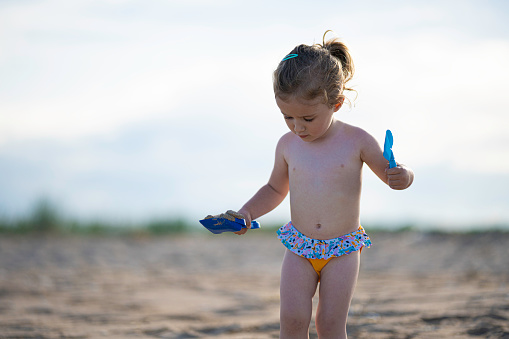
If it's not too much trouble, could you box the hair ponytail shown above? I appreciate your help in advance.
[322,31,355,91]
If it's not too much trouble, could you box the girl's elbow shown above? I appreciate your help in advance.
[267,182,288,199]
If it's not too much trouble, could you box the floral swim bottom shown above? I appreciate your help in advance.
[277,222,372,260]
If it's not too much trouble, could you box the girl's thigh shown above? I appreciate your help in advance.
[280,250,319,319]
[317,251,360,323]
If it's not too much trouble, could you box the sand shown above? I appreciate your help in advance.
[0,230,508,338]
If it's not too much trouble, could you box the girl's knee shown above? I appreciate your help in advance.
[280,311,310,337]
[315,314,347,338]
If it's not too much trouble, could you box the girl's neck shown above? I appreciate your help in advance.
[315,118,342,143]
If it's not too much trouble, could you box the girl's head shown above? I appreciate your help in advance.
[273,31,355,109]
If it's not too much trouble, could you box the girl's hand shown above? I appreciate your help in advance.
[386,164,414,190]
[233,209,252,235]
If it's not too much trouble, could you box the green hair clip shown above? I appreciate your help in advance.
[282,53,298,61]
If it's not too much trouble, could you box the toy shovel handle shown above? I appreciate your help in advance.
[247,220,260,229]
[236,218,260,230]
[383,130,397,169]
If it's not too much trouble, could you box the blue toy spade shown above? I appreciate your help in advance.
[199,215,260,234]
[383,130,397,169]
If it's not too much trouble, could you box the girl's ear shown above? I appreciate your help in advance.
[334,97,345,112]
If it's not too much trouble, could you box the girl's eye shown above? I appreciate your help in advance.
[283,116,313,122]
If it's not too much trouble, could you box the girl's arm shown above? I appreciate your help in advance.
[236,136,290,234]
[360,130,414,190]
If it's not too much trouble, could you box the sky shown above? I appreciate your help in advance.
[1,0,509,230]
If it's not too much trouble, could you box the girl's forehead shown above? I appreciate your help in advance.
[276,95,323,106]
[276,96,327,115]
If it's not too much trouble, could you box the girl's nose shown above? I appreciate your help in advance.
[294,122,305,133]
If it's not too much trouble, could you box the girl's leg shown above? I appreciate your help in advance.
[315,250,360,339]
[280,249,319,339]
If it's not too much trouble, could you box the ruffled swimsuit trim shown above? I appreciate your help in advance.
[277,222,372,260]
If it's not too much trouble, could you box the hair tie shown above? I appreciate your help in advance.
[282,53,298,61]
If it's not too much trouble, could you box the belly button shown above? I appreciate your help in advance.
[316,223,321,229]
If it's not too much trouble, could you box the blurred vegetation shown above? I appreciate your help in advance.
[363,222,509,234]
[0,199,507,236]
[0,199,197,236]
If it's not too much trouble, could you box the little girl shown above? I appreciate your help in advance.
[232,32,413,338]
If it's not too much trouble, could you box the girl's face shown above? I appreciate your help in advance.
[275,95,341,143]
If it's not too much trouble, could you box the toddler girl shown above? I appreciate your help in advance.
[234,31,414,338]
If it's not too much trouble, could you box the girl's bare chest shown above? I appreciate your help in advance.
[286,143,360,175]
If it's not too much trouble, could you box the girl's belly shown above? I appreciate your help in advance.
[289,188,361,240]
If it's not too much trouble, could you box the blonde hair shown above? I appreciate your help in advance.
[273,31,355,108]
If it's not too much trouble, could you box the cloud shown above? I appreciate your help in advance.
[345,34,509,173]
[1,0,508,226]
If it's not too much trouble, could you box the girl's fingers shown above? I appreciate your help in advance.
[226,210,245,219]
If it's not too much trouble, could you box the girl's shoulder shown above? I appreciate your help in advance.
[276,131,297,146]
[275,131,296,153]
[335,122,379,150]
[336,121,371,140]
[341,122,384,156]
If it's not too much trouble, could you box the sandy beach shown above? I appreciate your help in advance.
[0,230,508,338]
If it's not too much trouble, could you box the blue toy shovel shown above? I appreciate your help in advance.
[199,217,260,234]
[383,130,397,169]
